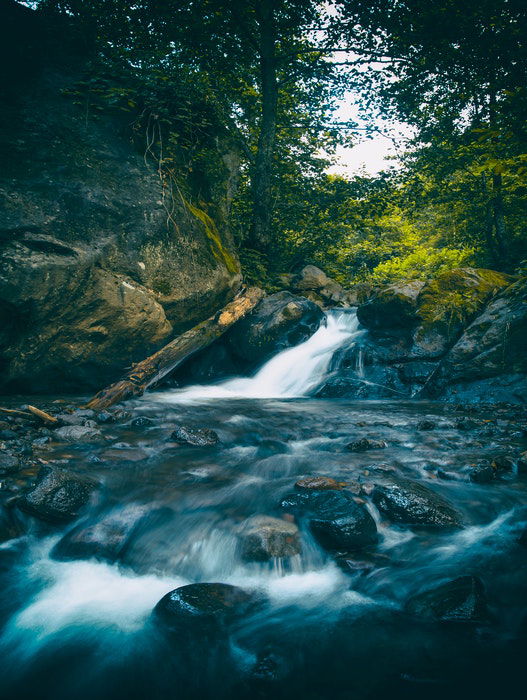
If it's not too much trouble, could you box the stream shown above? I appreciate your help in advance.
[0,310,526,699]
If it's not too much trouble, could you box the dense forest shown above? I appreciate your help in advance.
[21,0,527,286]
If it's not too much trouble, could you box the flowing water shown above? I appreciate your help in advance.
[1,310,526,699]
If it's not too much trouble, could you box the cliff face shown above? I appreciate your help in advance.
[0,2,241,393]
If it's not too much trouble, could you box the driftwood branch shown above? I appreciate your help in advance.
[0,405,57,424]
[85,287,265,411]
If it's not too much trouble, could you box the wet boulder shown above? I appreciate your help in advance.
[357,281,425,330]
[154,582,262,633]
[280,490,378,551]
[237,515,301,561]
[226,292,323,367]
[346,437,387,452]
[372,478,462,529]
[405,575,489,623]
[53,425,104,443]
[469,464,495,484]
[51,503,153,562]
[17,466,98,523]
[417,420,436,431]
[170,426,220,447]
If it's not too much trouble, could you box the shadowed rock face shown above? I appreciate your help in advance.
[226,292,324,367]
[0,3,240,393]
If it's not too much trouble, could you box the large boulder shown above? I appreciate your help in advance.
[280,489,378,551]
[357,281,425,330]
[17,466,98,523]
[0,3,240,393]
[372,478,462,529]
[413,268,512,357]
[227,292,323,366]
[425,277,527,402]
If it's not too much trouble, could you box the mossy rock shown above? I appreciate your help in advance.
[417,268,512,329]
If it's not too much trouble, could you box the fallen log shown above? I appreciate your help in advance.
[27,405,59,425]
[85,286,265,411]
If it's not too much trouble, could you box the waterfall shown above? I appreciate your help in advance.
[155,309,363,402]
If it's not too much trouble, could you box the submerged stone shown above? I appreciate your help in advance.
[51,503,153,562]
[53,425,104,443]
[405,575,489,622]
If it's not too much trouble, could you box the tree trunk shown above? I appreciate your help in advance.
[250,0,278,251]
[491,171,506,259]
[85,287,265,410]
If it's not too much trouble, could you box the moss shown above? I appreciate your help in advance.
[417,267,512,332]
[184,200,239,275]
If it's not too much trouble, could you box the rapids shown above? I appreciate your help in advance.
[0,310,526,700]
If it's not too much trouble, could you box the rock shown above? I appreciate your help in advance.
[17,466,98,523]
[490,455,515,471]
[53,425,104,443]
[51,503,152,562]
[237,515,301,561]
[469,465,495,484]
[0,7,241,394]
[226,292,323,366]
[414,268,511,357]
[372,478,462,528]
[405,575,489,622]
[96,411,116,424]
[424,277,527,402]
[280,490,378,551]
[357,280,425,330]
[346,438,387,452]
[0,430,17,440]
[170,426,220,447]
[154,583,262,633]
[292,265,331,291]
[295,476,342,491]
[417,420,436,431]
[0,453,19,473]
[130,416,154,427]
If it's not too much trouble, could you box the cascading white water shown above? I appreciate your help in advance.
[154,309,363,403]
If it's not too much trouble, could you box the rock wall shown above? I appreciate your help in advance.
[0,2,241,393]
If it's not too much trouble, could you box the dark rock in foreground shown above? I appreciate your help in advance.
[237,515,301,561]
[170,426,220,447]
[17,466,98,523]
[372,478,462,529]
[154,582,262,633]
[405,575,489,622]
[281,490,378,551]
